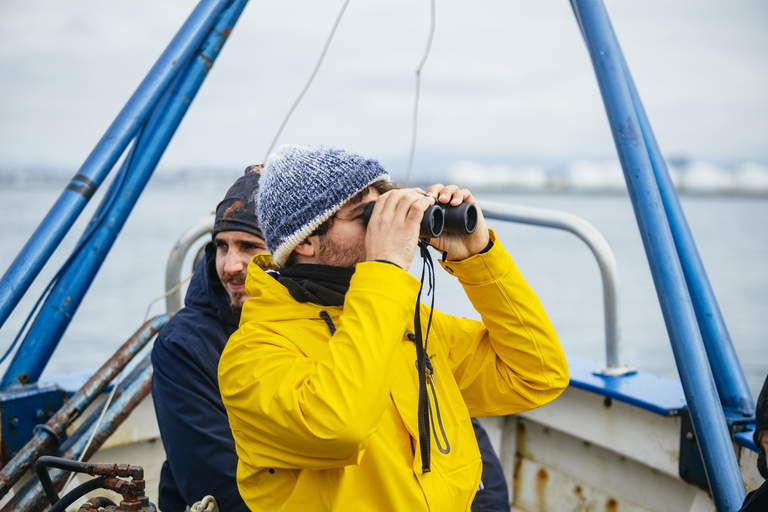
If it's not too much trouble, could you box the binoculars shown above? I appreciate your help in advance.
[363,199,478,238]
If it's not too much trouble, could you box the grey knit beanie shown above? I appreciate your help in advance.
[257,144,390,267]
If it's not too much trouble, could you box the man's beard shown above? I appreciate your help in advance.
[221,271,247,313]
[317,235,366,268]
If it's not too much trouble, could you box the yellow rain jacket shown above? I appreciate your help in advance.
[219,231,568,511]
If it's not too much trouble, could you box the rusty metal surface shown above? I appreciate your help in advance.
[77,495,118,511]
[0,315,168,498]
[1,360,154,512]
[41,459,144,480]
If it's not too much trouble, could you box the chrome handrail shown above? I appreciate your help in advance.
[164,214,214,313]
[481,200,632,376]
[165,203,630,375]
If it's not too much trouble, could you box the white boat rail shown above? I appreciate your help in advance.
[164,201,630,376]
[164,214,215,314]
[481,200,631,377]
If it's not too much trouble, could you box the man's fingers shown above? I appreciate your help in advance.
[455,188,475,206]
[375,189,430,220]
[424,183,444,199]
[425,184,473,206]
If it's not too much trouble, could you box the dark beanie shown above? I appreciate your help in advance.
[212,165,262,240]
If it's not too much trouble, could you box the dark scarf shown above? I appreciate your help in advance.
[277,264,355,306]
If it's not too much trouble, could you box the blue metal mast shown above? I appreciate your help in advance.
[0,0,233,334]
[617,55,754,419]
[569,0,746,510]
[0,0,249,388]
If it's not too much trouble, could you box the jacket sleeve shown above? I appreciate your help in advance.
[219,262,421,470]
[151,331,249,512]
[437,229,569,416]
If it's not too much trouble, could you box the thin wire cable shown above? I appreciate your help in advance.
[143,271,193,321]
[262,0,351,163]
[404,0,436,187]
[61,368,123,494]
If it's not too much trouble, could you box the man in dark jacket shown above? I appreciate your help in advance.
[151,167,268,512]
[151,166,511,512]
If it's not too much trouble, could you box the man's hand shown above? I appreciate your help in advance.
[425,184,489,261]
[190,496,219,512]
[365,189,434,269]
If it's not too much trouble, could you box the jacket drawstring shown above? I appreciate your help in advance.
[319,310,336,335]
[412,344,451,457]
[427,356,451,455]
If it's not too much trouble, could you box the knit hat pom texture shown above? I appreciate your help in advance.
[257,144,390,266]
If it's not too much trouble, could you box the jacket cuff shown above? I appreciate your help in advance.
[437,230,513,284]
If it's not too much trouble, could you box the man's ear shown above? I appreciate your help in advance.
[293,238,316,259]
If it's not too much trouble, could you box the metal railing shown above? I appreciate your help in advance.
[165,215,216,314]
[164,203,630,377]
[482,201,631,377]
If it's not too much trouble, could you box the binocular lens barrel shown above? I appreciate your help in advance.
[442,202,477,235]
[421,205,445,238]
[363,200,477,238]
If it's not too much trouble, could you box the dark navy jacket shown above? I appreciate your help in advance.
[151,243,509,512]
[472,418,510,512]
[151,243,249,512]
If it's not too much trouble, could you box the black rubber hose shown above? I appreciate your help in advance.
[36,455,94,475]
[85,496,118,509]
[48,478,106,512]
[36,455,99,506]
[34,457,61,505]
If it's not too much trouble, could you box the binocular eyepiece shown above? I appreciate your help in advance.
[363,198,478,238]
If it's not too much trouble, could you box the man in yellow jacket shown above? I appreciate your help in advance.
[218,144,569,511]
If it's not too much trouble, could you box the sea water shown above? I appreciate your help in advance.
[0,178,766,400]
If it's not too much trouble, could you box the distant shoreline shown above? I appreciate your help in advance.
[4,161,768,197]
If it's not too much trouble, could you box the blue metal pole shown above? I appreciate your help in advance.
[570,1,745,510]
[0,0,233,333]
[0,0,249,388]
[617,54,754,418]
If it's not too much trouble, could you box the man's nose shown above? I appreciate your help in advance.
[224,250,247,275]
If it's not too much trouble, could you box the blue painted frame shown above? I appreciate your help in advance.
[570,0,746,509]
[0,0,233,335]
[566,355,687,416]
[0,0,249,388]
[618,47,754,419]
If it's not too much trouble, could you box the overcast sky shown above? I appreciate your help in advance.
[0,0,766,178]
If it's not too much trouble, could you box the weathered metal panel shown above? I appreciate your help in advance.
[512,418,714,512]
[519,387,682,478]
